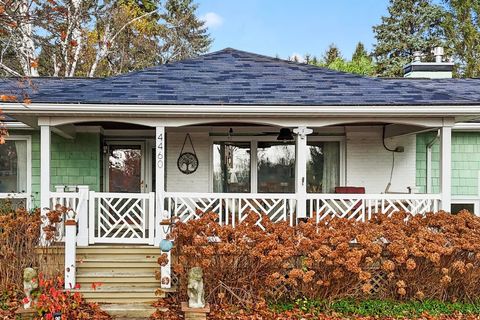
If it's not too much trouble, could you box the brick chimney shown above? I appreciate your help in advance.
[403,47,454,79]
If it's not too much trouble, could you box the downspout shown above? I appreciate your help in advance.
[426,130,440,193]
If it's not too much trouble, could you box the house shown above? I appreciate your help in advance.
[1,48,480,305]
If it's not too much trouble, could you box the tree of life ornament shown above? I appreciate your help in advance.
[177,134,199,174]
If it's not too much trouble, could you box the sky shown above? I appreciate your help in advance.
[196,0,390,61]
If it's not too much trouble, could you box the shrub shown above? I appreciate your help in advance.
[33,274,110,319]
[0,207,42,293]
[170,210,480,304]
[0,206,108,319]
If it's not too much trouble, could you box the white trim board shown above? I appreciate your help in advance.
[3,103,480,118]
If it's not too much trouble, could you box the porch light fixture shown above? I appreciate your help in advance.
[277,128,294,141]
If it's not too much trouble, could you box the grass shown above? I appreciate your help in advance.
[271,298,480,317]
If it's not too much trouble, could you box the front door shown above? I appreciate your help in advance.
[106,142,145,193]
[92,141,154,244]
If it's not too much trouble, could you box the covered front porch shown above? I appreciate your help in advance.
[38,115,452,248]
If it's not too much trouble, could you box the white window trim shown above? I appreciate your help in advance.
[0,135,32,208]
[209,135,346,193]
[451,197,480,216]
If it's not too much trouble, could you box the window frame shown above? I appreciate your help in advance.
[209,135,346,193]
[451,197,480,216]
[0,135,32,207]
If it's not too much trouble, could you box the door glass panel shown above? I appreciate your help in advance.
[307,141,340,193]
[0,140,27,193]
[213,142,251,193]
[108,145,142,193]
[257,142,295,193]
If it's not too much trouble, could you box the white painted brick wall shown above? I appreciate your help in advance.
[165,127,417,194]
[345,126,416,194]
[166,132,211,192]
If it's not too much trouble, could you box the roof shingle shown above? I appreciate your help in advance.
[1,48,480,106]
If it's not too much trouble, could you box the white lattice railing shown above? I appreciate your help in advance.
[307,193,441,223]
[89,192,155,244]
[164,192,297,228]
[49,189,87,242]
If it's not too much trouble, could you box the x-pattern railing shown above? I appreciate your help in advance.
[308,194,441,223]
[164,192,297,228]
[89,192,155,244]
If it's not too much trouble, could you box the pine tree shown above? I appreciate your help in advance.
[158,0,212,64]
[443,0,480,77]
[372,0,446,77]
[323,43,342,65]
[352,42,370,61]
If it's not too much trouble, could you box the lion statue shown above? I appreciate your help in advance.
[23,268,38,309]
[187,267,205,308]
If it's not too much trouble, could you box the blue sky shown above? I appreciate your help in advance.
[196,0,390,61]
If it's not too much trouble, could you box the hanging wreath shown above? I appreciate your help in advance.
[177,133,199,174]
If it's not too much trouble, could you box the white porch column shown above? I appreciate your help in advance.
[440,124,452,212]
[155,126,172,289]
[40,125,51,240]
[294,126,313,219]
[155,126,165,246]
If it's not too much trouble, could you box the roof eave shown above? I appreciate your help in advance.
[2,102,480,118]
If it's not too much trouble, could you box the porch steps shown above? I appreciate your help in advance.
[75,245,172,317]
[99,303,165,319]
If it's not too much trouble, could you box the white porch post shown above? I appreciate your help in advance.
[294,126,312,219]
[64,218,77,289]
[155,126,171,289]
[155,126,165,246]
[40,124,51,241]
[440,124,452,212]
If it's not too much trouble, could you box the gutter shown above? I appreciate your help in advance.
[1,103,480,117]
[453,123,480,131]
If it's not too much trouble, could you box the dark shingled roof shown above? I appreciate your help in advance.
[1,48,480,106]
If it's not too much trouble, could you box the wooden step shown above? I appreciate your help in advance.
[77,259,159,268]
[77,246,160,254]
[77,272,159,284]
[99,303,164,318]
[74,286,164,304]
[77,254,161,260]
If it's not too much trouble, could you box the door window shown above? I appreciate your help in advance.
[108,145,143,193]
[307,141,341,193]
[257,142,295,193]
[213,142,251,193]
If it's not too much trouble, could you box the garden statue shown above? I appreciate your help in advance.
[23,267,38,309]
[187,267,205,308]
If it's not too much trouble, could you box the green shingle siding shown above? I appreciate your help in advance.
[13,131,102,207]
[416,132,480,196]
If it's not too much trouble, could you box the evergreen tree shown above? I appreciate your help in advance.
[352,42,370,61]
[372,0,446,77]
[158,0,212,64]
[443,0,480,77]
[323,43,342,65]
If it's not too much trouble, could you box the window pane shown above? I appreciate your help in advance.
[108,145,142,193]
[451,203,475,215]
[213,142,251,193]
[0,140,27,193]
[257,142,295,193]
[307,141,340,193]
